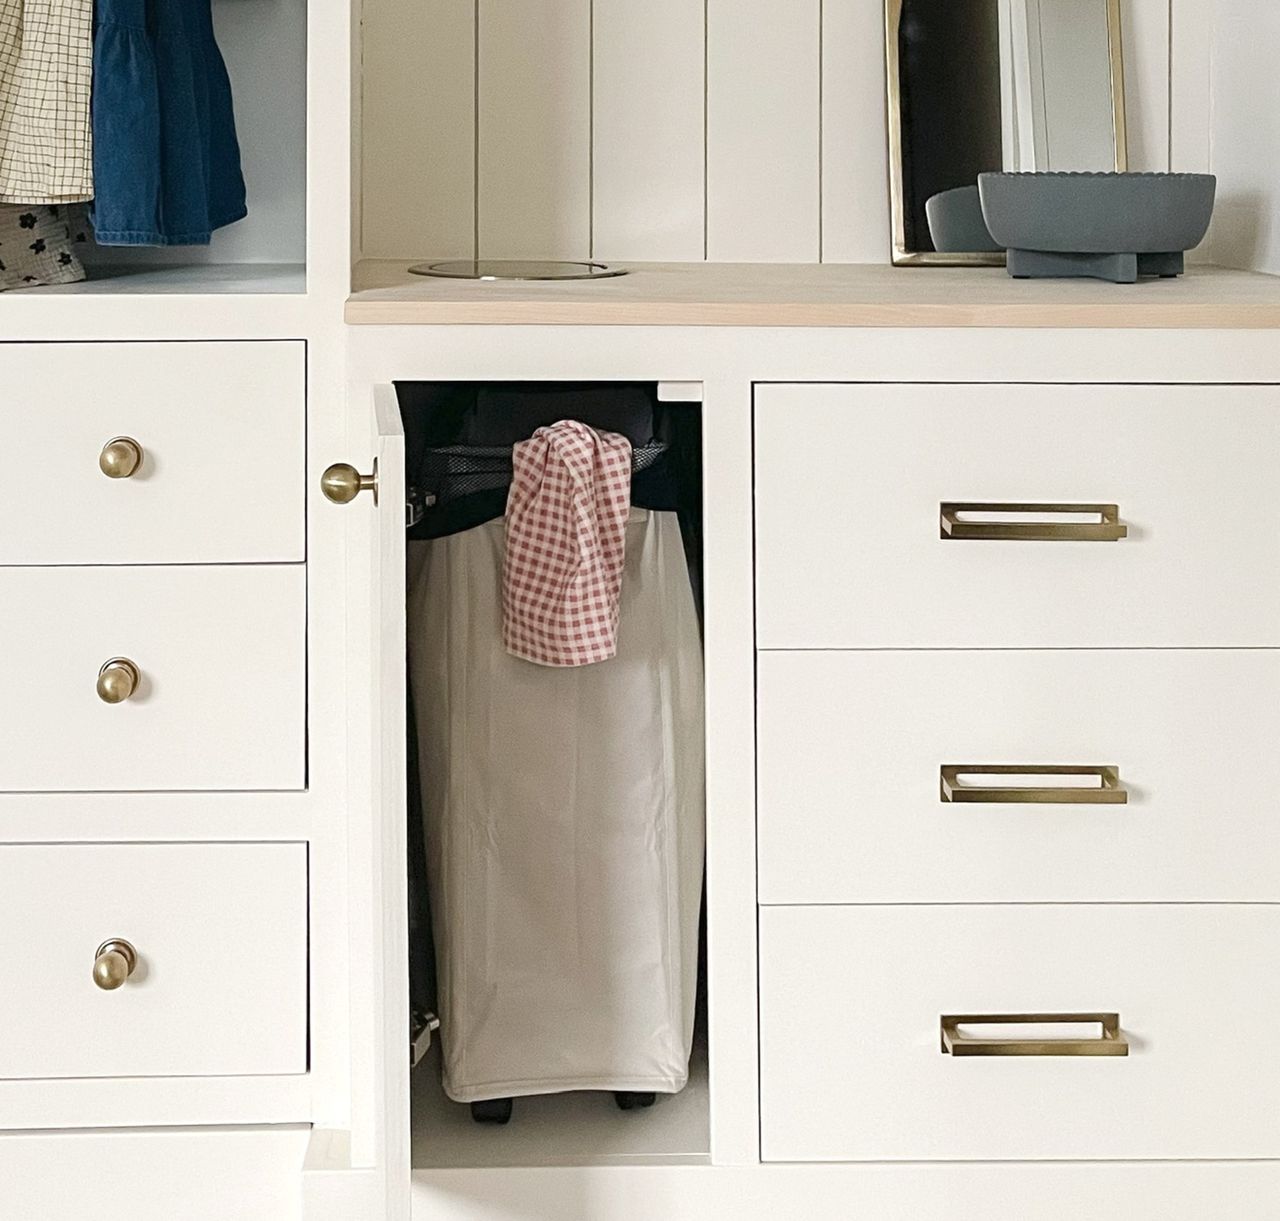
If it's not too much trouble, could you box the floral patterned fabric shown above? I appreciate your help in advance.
[0,201,85,288]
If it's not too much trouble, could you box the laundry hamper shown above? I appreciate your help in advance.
[408,506,704,1117]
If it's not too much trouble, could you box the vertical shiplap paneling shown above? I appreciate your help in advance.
[358,1,1192,265]
[361,0,475,259]
[1202,1,1280,274]
[1168,0,1213,261]
[478,0,592,260]
[1121,0,1171,172]
[820,0,891,263]
[592,0,706,262]
[350,0,365,260]
[706,0,821,261]
[1169,0,1212,173]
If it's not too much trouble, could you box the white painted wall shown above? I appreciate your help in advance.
[1203,2,1280,275]
[1169,0,1280,274]
[214,0,309,264]
[357,0,1273,270]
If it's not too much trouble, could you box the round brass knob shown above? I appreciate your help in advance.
[96,657,140,704]
[99,437,143,479]
[92,939,138,991]
[321,460,379,506]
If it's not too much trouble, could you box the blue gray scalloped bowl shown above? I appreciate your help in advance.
[925,185,1002,253]
[977,172,1217,281]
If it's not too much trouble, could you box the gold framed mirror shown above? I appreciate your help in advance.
[886,0,1128,266]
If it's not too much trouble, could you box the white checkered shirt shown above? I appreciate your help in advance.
[0,0,93,204]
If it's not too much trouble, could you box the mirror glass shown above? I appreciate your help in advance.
[888,0,1127,265]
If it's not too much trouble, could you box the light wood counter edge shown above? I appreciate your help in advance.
[345,261,1280,329]
[344,299,1280,328]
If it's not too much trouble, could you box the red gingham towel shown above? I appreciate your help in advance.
[503,420,633,667]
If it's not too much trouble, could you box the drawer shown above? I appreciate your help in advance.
[0,565,305,791]
[0,341,304,565]
[0,843,307,1078]
[1,1128,309,1221]
[757,649,1280,903]
[760,904,1280,1161]
[754,383,1280,648]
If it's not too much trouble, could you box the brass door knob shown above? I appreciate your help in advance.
[321,460,379,505]
[99,436,143,479]
[96,657,140,704]
[93,939,138,991]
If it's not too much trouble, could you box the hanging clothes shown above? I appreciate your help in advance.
[90,0,245,245]
[503,421,633,668]
[0,0,94,205]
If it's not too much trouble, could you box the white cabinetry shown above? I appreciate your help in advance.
[758,648,1280,903]
[754,383,1280,649]
[751,375,1280,1205]
[0,341,305,565]
[11,254,1280,1215]
[0,843,308,1079]
[1,1127,310,1221]
[760,904,1280,1161]
[0,332,316,1212]
[325,320,1280,1221]
[0,565,306,791]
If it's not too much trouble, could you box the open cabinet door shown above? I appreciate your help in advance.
[318,385,410,1221]
[368,386,410,1216]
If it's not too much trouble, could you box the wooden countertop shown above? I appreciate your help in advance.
[347,260,1280,329]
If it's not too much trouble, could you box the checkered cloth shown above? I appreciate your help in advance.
[0,0,93,205]
[503,420,633,667]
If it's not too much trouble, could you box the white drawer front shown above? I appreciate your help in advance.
[0,341,304,565]
[754,383,1280,648]
[0,565,305,791]
[758,649,1280,903]
[0,843,307,1079]
[760,905,1280,1161]
[1,1128,308,1221]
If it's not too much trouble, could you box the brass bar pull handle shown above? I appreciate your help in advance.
[941,1013,1128,1057]
[940,764,1127,805]
[940,502,1127,541]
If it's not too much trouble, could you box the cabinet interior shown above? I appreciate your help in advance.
[398,381,709,1170]
[67,0,307,295]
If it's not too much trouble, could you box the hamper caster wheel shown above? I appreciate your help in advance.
[470,1098,513,1125]
[614,1091,657,1111]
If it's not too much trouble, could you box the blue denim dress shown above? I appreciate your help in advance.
[91,0,247,245]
